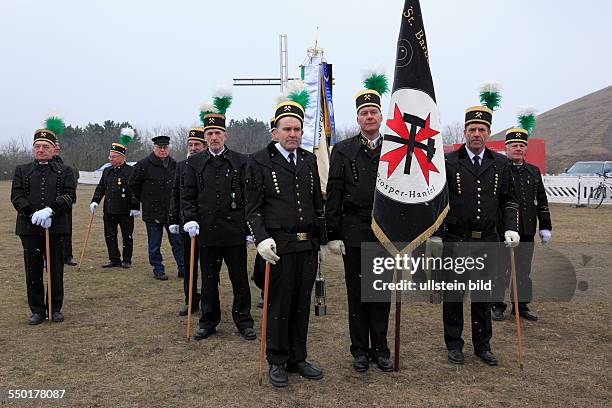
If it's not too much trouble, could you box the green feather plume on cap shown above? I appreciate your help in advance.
[517,105,537,135]
[119,127,135,146]
[362,69,389,95]
[45,114,65,135]
[286,80,309,109]
[199,102,216,124]
[479,80,502,111]
[212,86,233,115]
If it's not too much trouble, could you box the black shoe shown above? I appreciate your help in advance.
[519,309,538,321]
[238,327,257,340]
[154,273,169,281]
[28,312,46,325]
[475,350,498,366]
[64,257,78,266]
[121,261,132,269]
[51,311,64,323]
[193,327,216,340]
[353,355,369,372]
[102,261,122,268]
[448,349,464,364]
[268,364,289,388]
[374,355,394,372]
[491,307,504,321]
[286,361,323,380]
[178,302,200,316]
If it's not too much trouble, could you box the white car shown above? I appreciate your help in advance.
[561,161,612,176]
[96,161,137,172]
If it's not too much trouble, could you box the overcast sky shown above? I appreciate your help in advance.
[1,0,610,145]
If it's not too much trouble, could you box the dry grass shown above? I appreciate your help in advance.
[0,181,610,407]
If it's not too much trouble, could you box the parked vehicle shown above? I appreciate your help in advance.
[561,161,612,176]
[96,161,137,172]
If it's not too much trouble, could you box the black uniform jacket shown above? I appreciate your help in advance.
[91,163,138,215]
[325,134,380,247]
[443,145,519,241]
[245,142,327,255]
[129,152,177,224]
[11,160,77,235]
[509,161,552,236]
[181,148,248,247]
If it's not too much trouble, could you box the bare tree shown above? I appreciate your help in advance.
[441,121,465,145]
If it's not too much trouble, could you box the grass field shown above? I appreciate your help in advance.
[1,181,610,407]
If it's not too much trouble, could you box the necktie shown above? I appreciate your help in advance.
[288,152,296,167]
[473,155,481,170]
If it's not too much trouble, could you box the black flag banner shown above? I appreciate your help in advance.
[372,0,449,255]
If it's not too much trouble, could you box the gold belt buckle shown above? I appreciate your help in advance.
[296,232,309,241]
[471,231,482,239]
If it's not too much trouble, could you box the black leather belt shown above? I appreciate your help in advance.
[274,231,310,241]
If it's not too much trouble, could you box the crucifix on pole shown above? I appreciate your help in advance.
[233,34,299,92]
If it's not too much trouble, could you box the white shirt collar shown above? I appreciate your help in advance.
[209,146,226,157]
[275,142,296,162]
[465,146,485,162]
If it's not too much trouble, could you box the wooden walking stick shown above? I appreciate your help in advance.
[258,261,271,385]
[77,212,95,271]
[45,228,52,320]
[186,236,196,341]
[394,267,402,372]
[509,247,524,371]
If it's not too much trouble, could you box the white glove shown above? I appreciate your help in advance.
[319,245,328,263]
[90,202,98,214]
[539,229,551,244]
[327,240,346,255]
[183,221,199,238]
[257,238,280,265]
[169,224,180,234]
[504,230,520,248]
[427,236,443,257]
[41,217,52,229]
[130,210,141,218]
[246,235,255,248]
[31,207,53,226]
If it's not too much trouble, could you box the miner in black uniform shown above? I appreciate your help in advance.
[169,127,207,316]
[129,136,184,280]
[90,142,140,268]
[490,127,552,322]
[326,87,393,373]
[441,105,520,366]
[181,114,255,340]
[245,97,327,387]
[11,126,76,324]
[51,141,78,266]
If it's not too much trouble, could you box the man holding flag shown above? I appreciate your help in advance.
[326,70,394,373]
[371,0,449,370]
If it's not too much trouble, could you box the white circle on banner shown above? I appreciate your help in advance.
[376,87,446,204]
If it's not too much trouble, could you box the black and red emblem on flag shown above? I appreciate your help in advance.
[372,0,448,255]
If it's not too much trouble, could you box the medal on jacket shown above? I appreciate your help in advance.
[117,177,122,186]
[230,192,237,209]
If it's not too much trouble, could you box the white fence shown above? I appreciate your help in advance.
[543,175,612,206]
[79,171,102,185]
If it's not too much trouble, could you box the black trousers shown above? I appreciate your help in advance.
[103,213,134,263]
[343,246,391,359]
[62,233,73,260]
[441,237,494,353]
[198,245,253,331]
[182,233,200,306]
[266,249,317,365]
[20,234,66,314]
[492,235,535,311]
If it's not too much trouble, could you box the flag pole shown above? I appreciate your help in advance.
[77,212,94,271]
[394,266,402,371]
[45,228,52,320]
[186,237,196,341]
[509,247,524,370]
[258,261,271,385]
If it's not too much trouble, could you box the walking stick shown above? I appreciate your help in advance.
[509,247,524,371]
[186,237,196,341]
[394,267,402,372]
[45,228,52,320]
[258,261,271,386]
[77,212,94,272]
